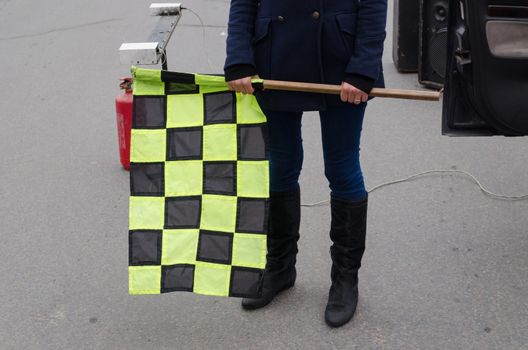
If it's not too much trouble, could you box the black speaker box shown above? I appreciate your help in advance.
[419,0,449,88]
[392,0,421,72]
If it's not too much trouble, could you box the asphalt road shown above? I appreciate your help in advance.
[1,0,527,349]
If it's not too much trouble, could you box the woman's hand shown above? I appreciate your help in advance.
[227,76,254,94]
[340,82,369,105]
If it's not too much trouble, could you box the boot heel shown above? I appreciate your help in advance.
[241,269,296,310]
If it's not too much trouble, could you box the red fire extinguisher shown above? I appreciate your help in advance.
[115,77,133,170]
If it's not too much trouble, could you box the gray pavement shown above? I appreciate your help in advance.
[1,0,527,349]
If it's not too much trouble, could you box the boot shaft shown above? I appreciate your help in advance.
[329,195,368,273]
[268,187,301,240]
[265,187,301,270]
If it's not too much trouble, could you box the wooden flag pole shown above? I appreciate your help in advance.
[261,79,442,101]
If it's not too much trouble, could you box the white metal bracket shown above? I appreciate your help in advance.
[119,3,182,69]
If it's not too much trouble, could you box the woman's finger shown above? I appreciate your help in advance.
[245,81,254,94]
[361,92,369,103]
[347,89,357,104]
[242,77,254,94]
[340,83,348,102]
[240,82,249,94]
[354,92,362,104]
[244,81,254,94]
[353,90,364,104]
[236,81,246,94]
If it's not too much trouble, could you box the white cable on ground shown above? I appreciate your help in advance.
[301,169,528,207]
[181,7,215,72]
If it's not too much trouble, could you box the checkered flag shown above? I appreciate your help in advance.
[128,67,269,298]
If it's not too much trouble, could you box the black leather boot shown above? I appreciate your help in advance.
[241,186,301,310]
[324,194,368,327]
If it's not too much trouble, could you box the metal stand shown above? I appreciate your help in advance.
[119,3,182,70]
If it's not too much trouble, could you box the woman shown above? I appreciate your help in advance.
[224,0,387,328]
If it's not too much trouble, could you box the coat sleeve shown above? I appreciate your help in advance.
[345,0,388,81]
[223,0,259,72]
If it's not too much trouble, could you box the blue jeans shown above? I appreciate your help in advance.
[263,102,368,201]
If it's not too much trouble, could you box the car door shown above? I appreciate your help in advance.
[442,0,528,136]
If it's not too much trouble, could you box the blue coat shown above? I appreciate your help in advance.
[224,0,388,112]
